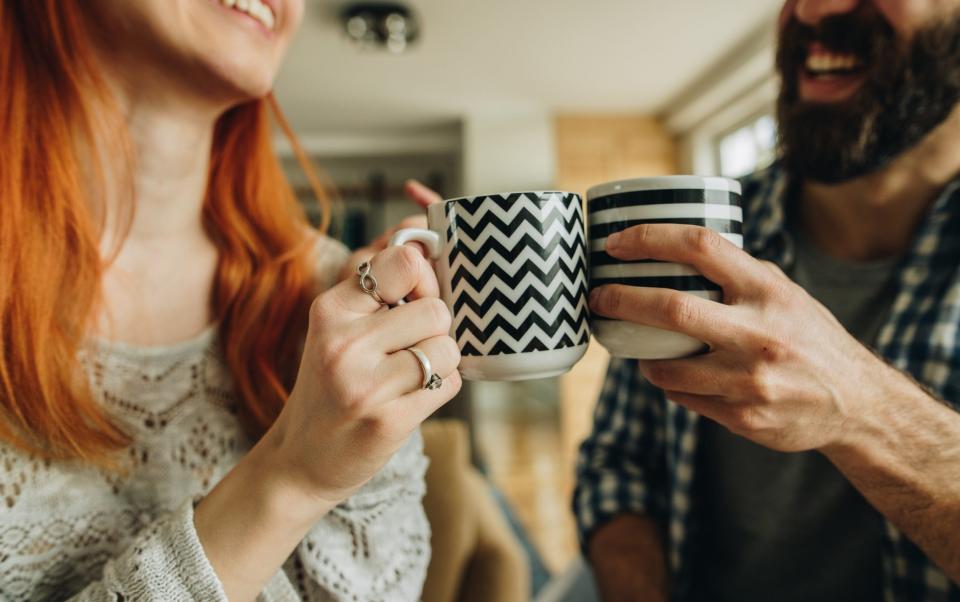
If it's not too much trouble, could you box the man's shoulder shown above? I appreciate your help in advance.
[737,164,785,214]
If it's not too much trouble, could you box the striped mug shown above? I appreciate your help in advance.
[587,176,743,359]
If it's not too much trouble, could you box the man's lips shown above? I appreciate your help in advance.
[798,42,867,102]
[799,70,867,103]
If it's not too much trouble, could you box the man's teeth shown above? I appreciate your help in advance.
[220,0,276,31]
[806,52,861,75]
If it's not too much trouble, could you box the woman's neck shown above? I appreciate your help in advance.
[98,94,219,252]
[91,88,228,345]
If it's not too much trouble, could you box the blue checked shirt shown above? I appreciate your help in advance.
[574,164,960,601]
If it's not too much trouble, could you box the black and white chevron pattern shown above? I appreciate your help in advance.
[443,192,589,356]
[587,186,743,304]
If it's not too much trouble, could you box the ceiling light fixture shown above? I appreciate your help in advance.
[341,2,419,54]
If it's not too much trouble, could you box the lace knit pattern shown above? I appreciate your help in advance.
[0,237,432,601]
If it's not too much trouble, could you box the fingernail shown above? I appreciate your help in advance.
[606,232,622,252]
[589,288,602,307]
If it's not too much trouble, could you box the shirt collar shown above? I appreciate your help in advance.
[742,163,960,269]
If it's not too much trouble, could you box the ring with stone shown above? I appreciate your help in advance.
[406,346,443,391]
[356,260,386,305]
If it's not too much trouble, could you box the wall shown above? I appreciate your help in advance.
[555,114,678,496]
[462,109,556,195]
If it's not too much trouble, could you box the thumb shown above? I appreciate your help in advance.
[404,179,443,208]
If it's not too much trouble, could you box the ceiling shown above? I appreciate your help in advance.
[274,0,784,134]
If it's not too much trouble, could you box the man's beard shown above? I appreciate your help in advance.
[776,8,960,184]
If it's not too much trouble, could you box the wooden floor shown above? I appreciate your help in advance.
[472,384,580,575]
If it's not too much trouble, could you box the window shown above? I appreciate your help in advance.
[716,113,777,178]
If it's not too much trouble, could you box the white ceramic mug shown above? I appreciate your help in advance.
[391,191,590,381]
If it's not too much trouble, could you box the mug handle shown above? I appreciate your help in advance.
[388,228,442,305]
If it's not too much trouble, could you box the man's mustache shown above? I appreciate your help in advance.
[777,9,897,75]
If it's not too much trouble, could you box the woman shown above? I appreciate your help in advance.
[0,1,461,600]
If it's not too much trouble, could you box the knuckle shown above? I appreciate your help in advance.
[663,293,699,329]
[764,278,793,303]
[690,227,722,255]
[444,370,464,398]
[309,294,335,326]
[319,337,355,374]
[732,406,766,433]
[748,327,789,363]
[439,336,462,370]
[599,286,625,315]
[744,366,776,401]
[426,298,452,332]
[389,245,424,286]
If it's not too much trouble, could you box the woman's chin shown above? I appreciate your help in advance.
[199,65,278,109]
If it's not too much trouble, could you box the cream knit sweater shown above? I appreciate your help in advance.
[0,237,431,601]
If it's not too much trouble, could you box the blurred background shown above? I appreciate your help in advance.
[273,0,783,598]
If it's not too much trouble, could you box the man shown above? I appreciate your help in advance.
[574,1,960,601]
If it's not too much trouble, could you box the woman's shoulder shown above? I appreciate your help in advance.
[306,232,351,294]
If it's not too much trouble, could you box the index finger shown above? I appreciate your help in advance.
[589,284,737,346]
[604,224,766,297]
[329,245,440,315]
[404,179,443,208]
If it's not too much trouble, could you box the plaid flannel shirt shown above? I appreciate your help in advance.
[574,164,960,601]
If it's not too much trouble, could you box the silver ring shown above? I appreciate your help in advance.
[406,347,443,391]
[356,261,386,305]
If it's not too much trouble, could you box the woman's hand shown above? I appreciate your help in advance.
[195,184,456,602]
[270,242,461,506]
[338,179,443,282]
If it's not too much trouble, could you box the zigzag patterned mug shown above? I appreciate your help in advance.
[391,191,590,381]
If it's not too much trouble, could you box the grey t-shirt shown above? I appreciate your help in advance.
[690,233,900,602]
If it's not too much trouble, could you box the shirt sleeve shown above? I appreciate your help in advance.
[310,234,351,294]
[66,500,230,602]
[572,357,668,552]
[281,429,432,601]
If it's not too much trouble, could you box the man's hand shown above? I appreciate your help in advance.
[337,179,443,281]
[591,223,960,584]
[589,223,898,453]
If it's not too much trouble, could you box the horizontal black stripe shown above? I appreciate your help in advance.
[590,275,722,292]
[589,218,742,239]
[588,189,741,211]
[590,253,662,267]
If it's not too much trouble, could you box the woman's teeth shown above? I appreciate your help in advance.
[220,0,275,31]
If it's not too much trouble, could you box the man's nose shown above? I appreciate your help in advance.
[793,0,862,26]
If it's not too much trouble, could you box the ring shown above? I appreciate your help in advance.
[356,261,386,305]
[406,347,444,391]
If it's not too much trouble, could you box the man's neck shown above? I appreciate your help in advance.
[800,104,960,262]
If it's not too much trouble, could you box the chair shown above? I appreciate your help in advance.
[420,419,531,602]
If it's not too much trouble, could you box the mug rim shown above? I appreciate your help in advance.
[586,176,742,201]
[428,190,581,219]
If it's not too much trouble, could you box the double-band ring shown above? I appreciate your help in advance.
[356,260,386,305]
[406,347,444,391]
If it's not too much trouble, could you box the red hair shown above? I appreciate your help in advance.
[0,0,330,465]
